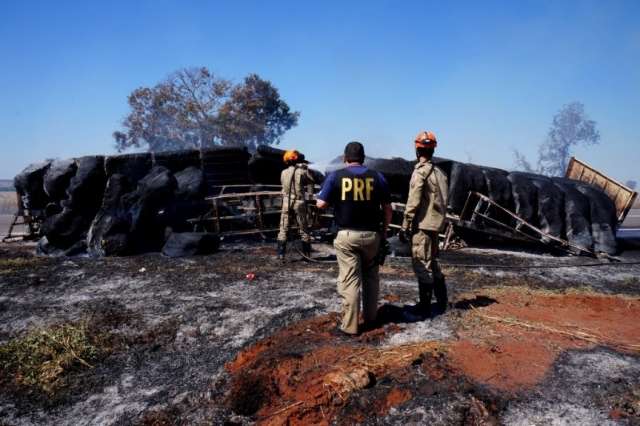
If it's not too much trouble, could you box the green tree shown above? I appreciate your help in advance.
[113,67,299,152]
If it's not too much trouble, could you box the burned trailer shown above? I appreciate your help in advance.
[9,143,634,258]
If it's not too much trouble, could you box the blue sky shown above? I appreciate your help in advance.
[1,0,638,182]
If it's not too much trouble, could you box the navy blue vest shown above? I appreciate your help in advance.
[330,168,384,231]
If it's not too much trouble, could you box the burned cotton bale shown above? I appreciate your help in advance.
[573,183,617,254]
[41,207,93,249]
[63,156,107,214]
[105,153,152,184]
[14,161,52,212]
[482,168,515,227]
[152,149,201,173]
[202,147,251,192]
[167,167,208,232]
[43,159,77,201]
[553,179,593,252]
[162,232,220,257]
[554,178,617,254]
[507,173,539,227]
[174,167,205,201]
[366,157,417,202]
[87,174,133,256]
[526,175,564,240]
[39,156,106,253]
[123,166,177,253]
[248,145,286,185]
[448,162,488,214]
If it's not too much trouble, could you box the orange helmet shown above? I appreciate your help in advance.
[283,150,300,163]
[415,131,437,149]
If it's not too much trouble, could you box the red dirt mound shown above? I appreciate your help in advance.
[225,313,442,425]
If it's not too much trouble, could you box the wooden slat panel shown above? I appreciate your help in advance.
[565,157,638,223]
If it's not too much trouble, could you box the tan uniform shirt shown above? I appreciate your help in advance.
[281,164,314,202]
[402,160,449,232]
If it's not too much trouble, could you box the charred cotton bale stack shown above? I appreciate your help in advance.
[105,152,153,184]
[201,147,250,194]
[14,161,52,214]
[152,149,201,173]
[39,156,106,253]
[88,166,177,256]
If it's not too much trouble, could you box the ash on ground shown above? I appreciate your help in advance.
[1,242,639,425]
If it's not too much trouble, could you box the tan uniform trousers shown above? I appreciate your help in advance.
[277,199,311,243]
[411,229,442,283]
[334,230,380,334]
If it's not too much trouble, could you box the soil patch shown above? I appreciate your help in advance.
[449,288,640,392]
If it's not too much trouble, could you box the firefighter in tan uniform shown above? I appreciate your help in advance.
[400,131,449,320]
[277,150,315,261]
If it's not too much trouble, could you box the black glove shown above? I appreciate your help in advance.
[376,238,391,266]
[398,228,410,244]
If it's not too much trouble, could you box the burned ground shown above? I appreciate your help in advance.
[0,242,639,425]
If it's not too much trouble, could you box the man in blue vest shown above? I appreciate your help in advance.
[317,142,392,336]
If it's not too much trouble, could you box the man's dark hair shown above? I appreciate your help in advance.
[416,147,434,160]
[344,141,365,164]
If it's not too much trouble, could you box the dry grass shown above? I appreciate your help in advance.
[0,322,100,394]
[0,192,17,214]
[0,257,44,274]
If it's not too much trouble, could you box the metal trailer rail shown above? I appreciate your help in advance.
[456,191,599,257]
[189,186,330,238]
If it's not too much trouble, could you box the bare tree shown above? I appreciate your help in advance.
[113,67,299,152]
[513,102,600,176]
[626,180,637,190]
[513,149,534,173]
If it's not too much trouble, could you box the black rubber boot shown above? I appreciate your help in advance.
[433,273,448,313]
[277,240,286,262]
[404,280,432,321]
[417,280,433,317]
[301,241,312,259]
